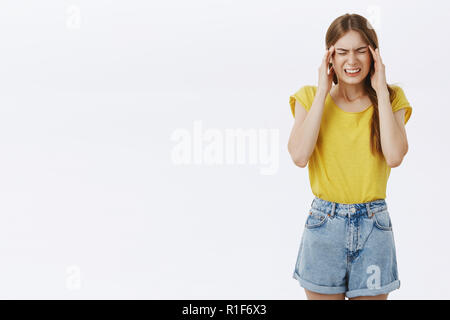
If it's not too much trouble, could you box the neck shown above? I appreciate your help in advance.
[334,82,367,102]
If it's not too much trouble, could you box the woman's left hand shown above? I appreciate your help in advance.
[368,45,388,94]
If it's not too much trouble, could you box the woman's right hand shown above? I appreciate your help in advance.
[317,45,335,95]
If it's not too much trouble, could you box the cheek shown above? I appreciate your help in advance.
[333,57,345,68]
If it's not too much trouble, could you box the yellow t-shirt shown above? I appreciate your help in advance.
[289,85,412,204]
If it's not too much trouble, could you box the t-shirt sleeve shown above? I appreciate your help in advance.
[391,85,412,125]
[289,85,315,118]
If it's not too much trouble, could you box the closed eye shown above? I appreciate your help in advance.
[338,51,367,55]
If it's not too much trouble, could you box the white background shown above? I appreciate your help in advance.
[0,0,448,299]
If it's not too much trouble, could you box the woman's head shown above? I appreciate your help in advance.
[325,13,396,158]
[325,13,378,87]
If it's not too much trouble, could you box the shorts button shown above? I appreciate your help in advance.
[350,207,356,213]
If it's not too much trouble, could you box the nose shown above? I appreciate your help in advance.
[347,52,357,63]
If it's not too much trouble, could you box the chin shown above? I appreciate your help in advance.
[340,78,365,85]
[337,72,369,85]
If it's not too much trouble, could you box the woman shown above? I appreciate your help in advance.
[287,13,412,300]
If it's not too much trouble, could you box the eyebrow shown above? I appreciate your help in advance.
[335,46,368,51]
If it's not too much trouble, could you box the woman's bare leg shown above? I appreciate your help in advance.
[348,293,388,300]
[304,289,346,300]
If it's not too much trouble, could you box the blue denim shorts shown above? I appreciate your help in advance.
[292,196,400,298]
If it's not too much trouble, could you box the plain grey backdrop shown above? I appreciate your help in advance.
[0,0,448,299]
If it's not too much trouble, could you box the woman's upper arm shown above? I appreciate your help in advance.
[288,100,309,166]
[394,108,408,150]
[293,100,308,125]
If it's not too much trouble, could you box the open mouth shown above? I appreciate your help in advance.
[345,68,361,76]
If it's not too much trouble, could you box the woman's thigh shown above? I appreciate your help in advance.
[304,289,346,300]
[348,293,388,300]
[305,289,388,300]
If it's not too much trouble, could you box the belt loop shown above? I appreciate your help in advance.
[366,203,372,218]
[331,202,335,217]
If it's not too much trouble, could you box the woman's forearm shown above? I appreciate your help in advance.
[288,90,328,167]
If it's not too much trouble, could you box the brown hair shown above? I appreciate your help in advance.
[325,13,396,157]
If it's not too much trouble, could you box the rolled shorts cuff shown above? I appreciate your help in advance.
[345,280,401,298]
[293,273,347,295]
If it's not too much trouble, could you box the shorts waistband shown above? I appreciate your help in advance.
[310,196,388,218]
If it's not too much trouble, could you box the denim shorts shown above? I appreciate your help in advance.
[292,196,400,298]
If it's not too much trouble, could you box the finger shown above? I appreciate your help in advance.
[328,45,334,57]
[323,47,331,63]
[368,45,377,62]
[324,45,334,62]
[324,46,331,57]
[328,45,335,63]
[369,45,379,71]
[328,65,335,76]
[376,48,383,64]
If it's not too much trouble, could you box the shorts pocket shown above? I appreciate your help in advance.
[373,210,392,231]
[305,210,329,229]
